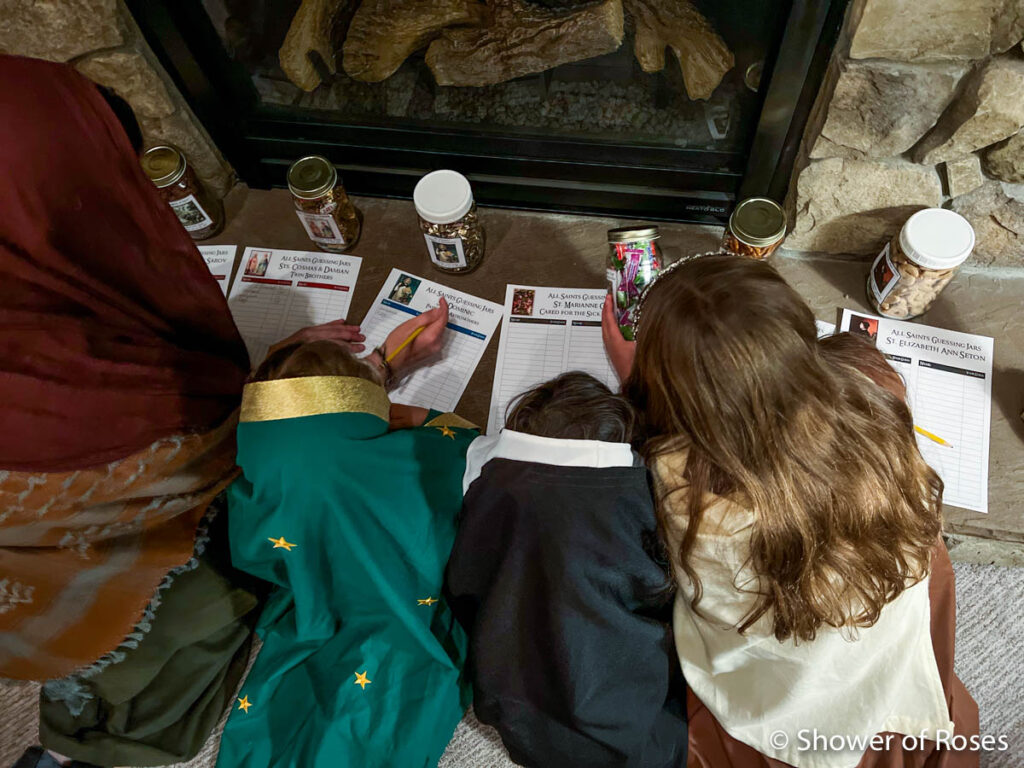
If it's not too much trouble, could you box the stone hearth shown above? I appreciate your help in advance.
[786,0,1024,267]
[0,0,234,196]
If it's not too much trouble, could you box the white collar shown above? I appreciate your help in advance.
[463,429,634,493]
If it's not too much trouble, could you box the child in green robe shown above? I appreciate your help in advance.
[217,317,477,768]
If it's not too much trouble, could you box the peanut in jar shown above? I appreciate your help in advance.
[867,208,974,320]
[287,156,361,253]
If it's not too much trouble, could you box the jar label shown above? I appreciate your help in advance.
[169,194,214,232]
[424,234,467,269]
[869,242,901,303]
[296,211,346,245]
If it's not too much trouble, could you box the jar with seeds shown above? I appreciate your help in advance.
[287,155,361,253]
[413,170,484,275]
[867,208,974,320]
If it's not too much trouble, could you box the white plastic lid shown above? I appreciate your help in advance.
[413,170,473,224]
[899,208,975,271]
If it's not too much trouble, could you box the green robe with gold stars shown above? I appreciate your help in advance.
[216,375,476,768]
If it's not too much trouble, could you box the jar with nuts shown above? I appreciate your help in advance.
[141,145,224,240]
[867,208,974,320]
[413,170,484,275]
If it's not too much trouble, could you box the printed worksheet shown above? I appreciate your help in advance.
[487,286,616,434]
[359,269,501,413]
[198,245,236,295]
[839,309,993,513]
[227,247,362,365]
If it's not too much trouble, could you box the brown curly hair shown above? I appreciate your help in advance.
[626,254,942,642]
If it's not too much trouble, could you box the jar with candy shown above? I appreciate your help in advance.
[287,156,361,253]
[413,170,485,274]
[867,208,974,320]
[607,226,662,341]
[721,197,787,259]
[141,145,224,240]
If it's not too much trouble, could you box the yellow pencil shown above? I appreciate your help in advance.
[915,425,952,447]
[386,325,425,363]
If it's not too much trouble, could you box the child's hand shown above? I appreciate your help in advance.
[384,297,449,376]
[602,294,636,383]
[389,404,430,430]
[267,319,365,357]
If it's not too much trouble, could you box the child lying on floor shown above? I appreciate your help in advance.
[446,372,688,768]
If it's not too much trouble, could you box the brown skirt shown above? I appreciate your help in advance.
[686,542,980,768]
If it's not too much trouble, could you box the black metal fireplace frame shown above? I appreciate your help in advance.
[127,0,847,224]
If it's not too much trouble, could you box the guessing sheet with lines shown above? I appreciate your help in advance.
[198,245,236,294]
[227,247,362,366]
[487,285,616,434]
[839,309,993,513]
[360,269,501,413]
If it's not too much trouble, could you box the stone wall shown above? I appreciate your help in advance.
[0,0,234,196]
[786,0,1024,267]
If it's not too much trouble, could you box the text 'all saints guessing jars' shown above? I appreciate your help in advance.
[414,170,485,275]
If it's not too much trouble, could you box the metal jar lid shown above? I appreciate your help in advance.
[287,155,339,199]
[728,198,787,247]
[141,145,186,188]
[608,225,660,243]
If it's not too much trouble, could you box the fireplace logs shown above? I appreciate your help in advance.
[279,0,346,91]
[277,0,733,99]
[626,0,734,100]
[343,0,487,82]
[425,0,624,87]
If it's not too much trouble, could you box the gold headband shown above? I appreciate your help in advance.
[633,250,724,337]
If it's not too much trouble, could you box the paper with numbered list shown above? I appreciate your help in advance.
[198,245,236,295]
[359,269,501,414]
[839,309,993,513]
[487,286,617,435]
[227,247,362,366]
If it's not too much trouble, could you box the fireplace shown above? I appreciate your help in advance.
[127,0,847,223]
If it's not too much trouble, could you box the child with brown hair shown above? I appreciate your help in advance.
[447,372,688,768]
[602,254,978,768]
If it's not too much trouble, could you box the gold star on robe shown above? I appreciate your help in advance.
[437,426,456,439]
[417,597,438,606]
[268,536,296,551]
[237,695,252,713]
[354,670,372,690]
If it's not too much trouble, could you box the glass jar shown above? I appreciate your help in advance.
[721,197,787,259]
[141,145,224,240]
[287,156,361,253]
[607,226,662,341]
[413,170,485,274]
[867,208,974,320]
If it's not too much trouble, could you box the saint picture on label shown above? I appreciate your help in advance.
[511,289,535,317]
[245,251,271,277]
[388,274,420,306]
[171,197,210,229]
[848,313,879,342]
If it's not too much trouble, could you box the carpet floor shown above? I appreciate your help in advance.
[2,562,1020,767]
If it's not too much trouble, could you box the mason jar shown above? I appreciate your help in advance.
[413,170,485,275]
[287,155,361,253]
[141,145,224,240]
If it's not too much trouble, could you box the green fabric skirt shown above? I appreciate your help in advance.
[39,512,261,767]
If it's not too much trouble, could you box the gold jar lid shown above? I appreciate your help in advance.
[141,145,186,188]
[608,225,660,243]
[728,198,787,247]
[288,156,339,199]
